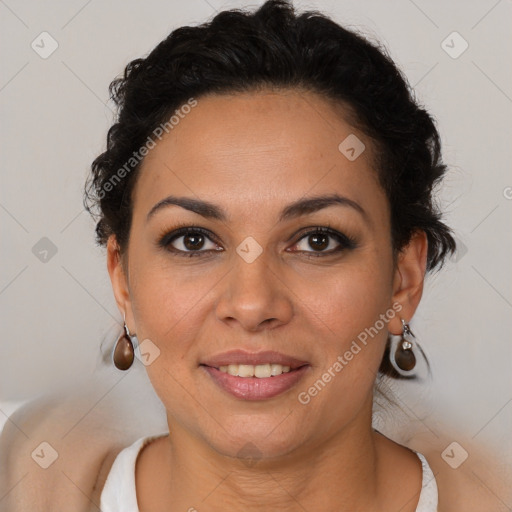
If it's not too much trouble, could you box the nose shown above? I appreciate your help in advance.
[215,249,294,333]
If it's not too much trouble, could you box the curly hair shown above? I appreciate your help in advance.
[84,0,456,379]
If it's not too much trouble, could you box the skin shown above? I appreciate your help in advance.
[107,89,428,511]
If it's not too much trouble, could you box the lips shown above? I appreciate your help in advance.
[200,349,309,370]
[200,349,311,400]
[201,365,311,400]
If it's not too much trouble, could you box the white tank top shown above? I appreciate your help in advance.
[100,434,438,511]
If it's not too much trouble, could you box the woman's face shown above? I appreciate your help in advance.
[109,89,421,459]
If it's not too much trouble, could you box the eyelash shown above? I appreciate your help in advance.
[156,223,358,258]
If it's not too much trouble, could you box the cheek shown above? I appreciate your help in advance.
[296,253,392,334]
[292,256,393,383]
[291,269,392,425]
[128,257,217,357]
[127,261,212,414]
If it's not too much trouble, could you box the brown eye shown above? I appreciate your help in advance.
[158,227,221,257]
[307,233,329,251]
[290,227,357,257]
[169,231,217,253]
[182,233,206,251]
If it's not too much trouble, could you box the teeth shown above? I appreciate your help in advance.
[238,364,254,377]
[218,363,292,378]
[255,364,271,378]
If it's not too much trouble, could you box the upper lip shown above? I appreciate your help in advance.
[201,350,309,370]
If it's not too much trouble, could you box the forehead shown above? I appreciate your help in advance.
[133,89,386,223]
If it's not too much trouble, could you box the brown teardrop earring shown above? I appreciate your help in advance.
[394,318,416,372]
[113,316,136,371]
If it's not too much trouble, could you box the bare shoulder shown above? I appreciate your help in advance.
[406,429,512,512]
[0,371,167,511]
[0,394,124,511]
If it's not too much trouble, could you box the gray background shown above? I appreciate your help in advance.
[1,0,511,500]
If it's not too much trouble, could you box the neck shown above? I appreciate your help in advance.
[141,405,388,511]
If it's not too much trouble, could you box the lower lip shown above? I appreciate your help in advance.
[201,365,310,400]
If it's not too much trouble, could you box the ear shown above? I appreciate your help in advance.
[388,230,428,335]
[106,235,135,331]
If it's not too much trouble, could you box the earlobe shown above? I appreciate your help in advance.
[389,230,428,335]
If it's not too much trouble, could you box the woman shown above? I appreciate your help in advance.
[85,0,455,510]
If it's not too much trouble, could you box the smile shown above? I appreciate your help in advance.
[200,364,310,400]
[217,363,292,378]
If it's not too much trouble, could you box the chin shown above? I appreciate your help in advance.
[206,417,306,461]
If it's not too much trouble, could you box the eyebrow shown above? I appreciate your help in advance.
[146,193,368,224]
